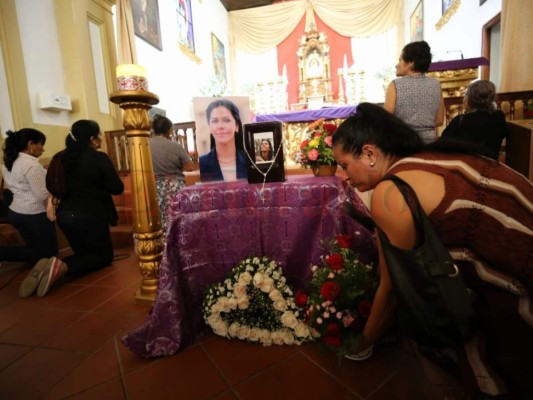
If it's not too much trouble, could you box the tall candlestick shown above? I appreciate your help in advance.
[116,64,148,91]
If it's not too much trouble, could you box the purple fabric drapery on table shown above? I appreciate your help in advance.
[253,105,356,123]
[122,175,376,358]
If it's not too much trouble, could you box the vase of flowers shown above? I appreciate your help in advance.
[202,256,312,346]
[296,235,377,359]
[296,118,338,175]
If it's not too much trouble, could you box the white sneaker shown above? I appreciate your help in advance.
[345,346,373,361]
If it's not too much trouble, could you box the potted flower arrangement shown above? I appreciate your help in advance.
[202,256,312,346]
[295,235,377,359]
[296,118,338,176]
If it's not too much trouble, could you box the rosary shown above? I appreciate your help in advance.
[242,139,284,201]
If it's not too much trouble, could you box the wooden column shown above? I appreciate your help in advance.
[109,90,163,305]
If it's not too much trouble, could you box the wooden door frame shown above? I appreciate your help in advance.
[481,13,501,80]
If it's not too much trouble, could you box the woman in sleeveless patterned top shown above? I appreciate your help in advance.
[384,41,444,144]
[332,102,532,399]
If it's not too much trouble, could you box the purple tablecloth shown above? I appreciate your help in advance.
[428,57,489,72]
[122,175,376,358]
[253,105,356,123]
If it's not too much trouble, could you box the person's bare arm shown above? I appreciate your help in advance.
[383,82,397,114]
[355,180,417,351]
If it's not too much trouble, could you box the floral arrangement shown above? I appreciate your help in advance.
[296,234,377,358]
[202,256,312,346]
[296,118,338,168]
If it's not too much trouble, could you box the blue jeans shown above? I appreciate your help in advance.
[0,210,58,263]
[56,210,114,277]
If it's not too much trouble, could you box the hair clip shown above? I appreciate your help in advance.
[68,131,77,141]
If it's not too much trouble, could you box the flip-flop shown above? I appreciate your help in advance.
[18,258,51,298]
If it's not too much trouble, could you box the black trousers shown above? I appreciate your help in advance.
[56,210,114,277]
[0,210,58,263]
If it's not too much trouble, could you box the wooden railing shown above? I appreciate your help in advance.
[444,90,533,125]
[105,121,198,174]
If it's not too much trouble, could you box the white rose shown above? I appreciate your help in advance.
[233,283,247,298]
[260,277,274,293]
[271,331,284,345]
[211,303,222,314]
[212,321,228,336]
[253,272,264,287]
[239,271,253,284]
[252,257,260,264]
[248,327,262,342]
[237,296,249,309]
[228,297,238,310]
[273,299,287,311]
[294,322,311,338]
[228,322,240,337]
[207,313,221,326]
[282,330,295,345]
[280,311,298,329]
[260,329,272,346]
[268,289,283,302]
[218,297,230,313]
[237,325,251,340]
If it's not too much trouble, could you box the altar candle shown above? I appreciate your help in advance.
[116,64,148,91]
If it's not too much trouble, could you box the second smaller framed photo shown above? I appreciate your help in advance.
[244,121,285,184]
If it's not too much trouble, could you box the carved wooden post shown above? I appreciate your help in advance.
[109,90,163,305]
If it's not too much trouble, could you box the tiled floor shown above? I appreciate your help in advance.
[0,246,437,400]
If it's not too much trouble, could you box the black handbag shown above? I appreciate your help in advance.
[375,174,477,349]
[0,178,13,223]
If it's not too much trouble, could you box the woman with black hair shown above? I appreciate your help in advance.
[1,128,58,282]
[255,139,274,162]
[25,120,124,297]
[199,98,247,182]
[384,40,444,144]
[332,102,532,398]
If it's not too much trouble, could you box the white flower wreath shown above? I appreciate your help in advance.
[202,256,312,346]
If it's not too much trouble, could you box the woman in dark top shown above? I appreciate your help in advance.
[441,80,508,160]
[26,120,124,297]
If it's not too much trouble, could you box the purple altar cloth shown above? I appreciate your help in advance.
[253,105,356,123]
[428,57,489,72]
[122,175,376,358]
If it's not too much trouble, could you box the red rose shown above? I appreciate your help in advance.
[335,235,353,249]
[300,139,310,150]
[358,300,372,319]
[326,322,341,336]
[313,131,322,138]
[320,281,340,301]
[325,253,343,271]
[323,335,342,346]
[295,290,308,308]
[323,123,337,135]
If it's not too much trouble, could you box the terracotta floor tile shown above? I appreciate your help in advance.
[201,335,301,385]
[116,338,163,375]
[0,343,32,371]
[0,301,37,333]
[124,345,228,400]
[0,347,87,399]
[64,378,125,400]
[92,286,149,317]
[0,306,85,346]
[53,285,124,312]
[302,341,418,398]
[234,352,358,400]
[42,312,139,353]
[46,339,121,400]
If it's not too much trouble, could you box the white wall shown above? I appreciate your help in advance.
[15,0,71,127]
[403,0,502,61]
[136,0,230,123]
[0,43,14,134]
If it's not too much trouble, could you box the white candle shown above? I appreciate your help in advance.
[116,64,148,91]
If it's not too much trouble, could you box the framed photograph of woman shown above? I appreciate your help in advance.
[131,0,162,50]
[244,121,285,184]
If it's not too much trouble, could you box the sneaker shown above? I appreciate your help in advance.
[36,257,66,297]
[345,346,373,361]
[19,258,50,298]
